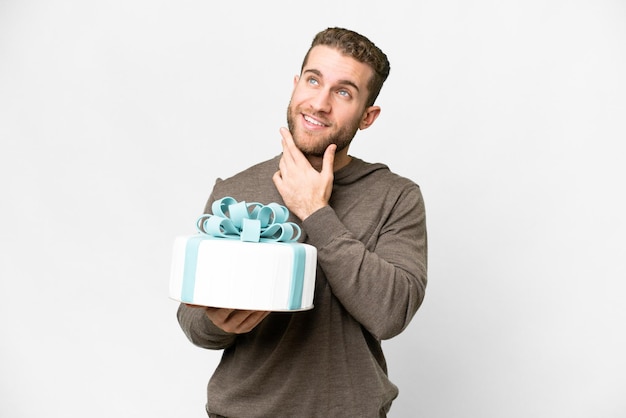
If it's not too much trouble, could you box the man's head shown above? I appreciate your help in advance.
[302,27,390,107]
[287,28,390,164]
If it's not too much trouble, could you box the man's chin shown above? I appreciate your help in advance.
[292,134,328,156]
[301,149,326,159]
[294,142,327,158]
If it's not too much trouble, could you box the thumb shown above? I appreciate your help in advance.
[322,143,337,175]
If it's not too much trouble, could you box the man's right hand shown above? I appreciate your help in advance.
[200,307,270,334]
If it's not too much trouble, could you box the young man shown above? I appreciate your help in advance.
[177,27,428,417]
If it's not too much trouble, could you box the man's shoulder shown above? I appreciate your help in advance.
[348,157,421,190]
[221,155,281,182]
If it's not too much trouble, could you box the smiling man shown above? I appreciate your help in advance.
[177,27,428,418]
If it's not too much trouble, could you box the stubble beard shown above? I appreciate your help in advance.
[286,102,360,158]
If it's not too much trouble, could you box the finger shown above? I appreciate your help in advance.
[322,143,337,176]
[279,127,296,163]
[279,127,308,165]
[205,307,234,325]
[224,310,269,334]
[272,170,283,189]
[279,126,293,144]
[238,310,270,332]
[277,151,287,173]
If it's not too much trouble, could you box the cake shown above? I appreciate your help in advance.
[169,197,317,311]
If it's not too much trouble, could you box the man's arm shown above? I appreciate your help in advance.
[303,190,427,340]
[272,127,427,340]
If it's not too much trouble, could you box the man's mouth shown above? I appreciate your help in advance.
[303,114,328,128]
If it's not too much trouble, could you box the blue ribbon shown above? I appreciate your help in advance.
[195,197,301,243]
[181,197,307,309]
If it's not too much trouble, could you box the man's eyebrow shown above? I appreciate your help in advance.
[303,68,360,92]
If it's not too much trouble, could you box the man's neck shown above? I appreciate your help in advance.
[307,153,352,172]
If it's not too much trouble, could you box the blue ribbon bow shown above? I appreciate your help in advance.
[195,197,301,243]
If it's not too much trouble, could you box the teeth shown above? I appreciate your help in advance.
[304,115,325,126]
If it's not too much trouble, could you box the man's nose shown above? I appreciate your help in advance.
[310,89,332,113]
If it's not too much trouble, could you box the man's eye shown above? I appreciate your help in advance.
[338,90,351,97]
[308,78,319,85]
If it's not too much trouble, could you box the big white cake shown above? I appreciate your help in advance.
[169,197,317,311]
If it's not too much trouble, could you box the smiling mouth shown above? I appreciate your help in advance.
[303,114,328,127]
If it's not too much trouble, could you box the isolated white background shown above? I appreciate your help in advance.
[1,1,625,417]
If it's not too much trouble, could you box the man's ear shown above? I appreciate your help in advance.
[359,106,381,130]
[293,75,300,88]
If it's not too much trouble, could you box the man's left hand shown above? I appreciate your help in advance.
[272,127,336,220]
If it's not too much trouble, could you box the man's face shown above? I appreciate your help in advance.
[287,45,375,157]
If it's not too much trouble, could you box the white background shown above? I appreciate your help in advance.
[1,1,625,417]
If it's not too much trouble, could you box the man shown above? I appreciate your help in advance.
[177,27,428,417]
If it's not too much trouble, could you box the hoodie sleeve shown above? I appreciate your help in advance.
[302,182,427,340]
